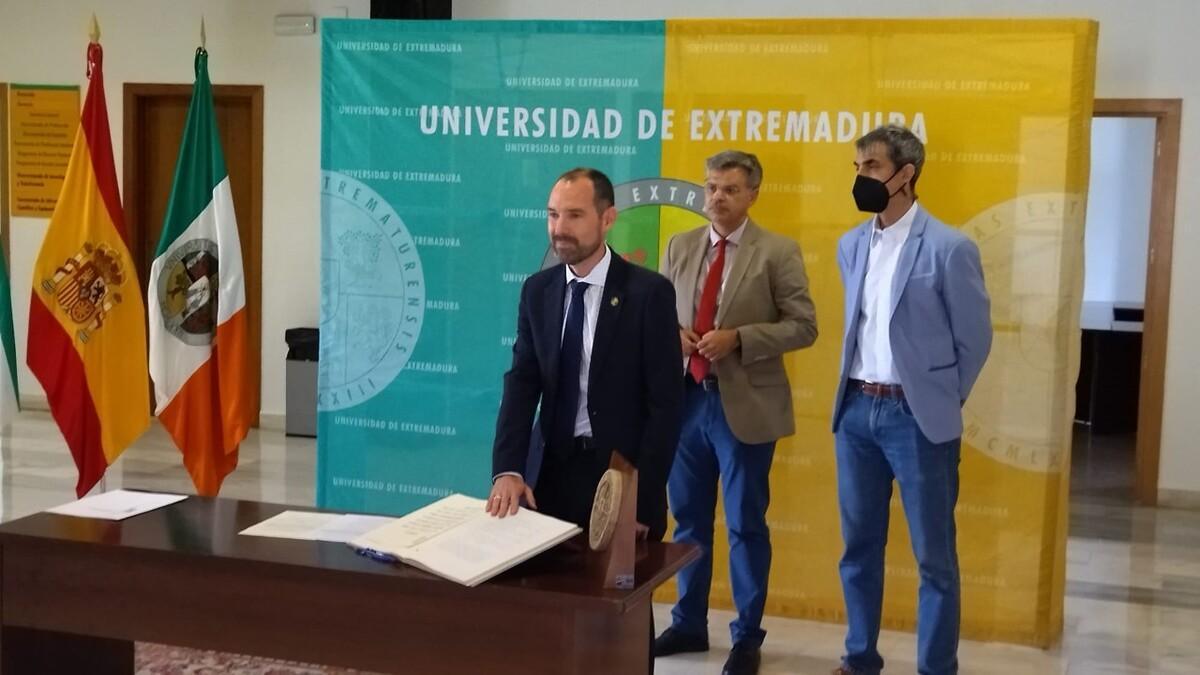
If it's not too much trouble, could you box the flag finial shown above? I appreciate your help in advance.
[89,13,100,42]
[200,16,206,50]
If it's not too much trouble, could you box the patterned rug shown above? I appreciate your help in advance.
[135,643,380,675]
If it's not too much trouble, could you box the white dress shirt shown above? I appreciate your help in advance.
[692,218,748,316]
[493,247,611,483]
[682,220,747,372]
[563,246,611,438]
[849,202,918,384]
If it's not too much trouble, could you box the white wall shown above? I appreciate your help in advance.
[1084,117,1155,306]
[454,0,1200,495]
[0,0,370,425]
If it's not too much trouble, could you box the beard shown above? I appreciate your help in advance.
[553,235,602,265]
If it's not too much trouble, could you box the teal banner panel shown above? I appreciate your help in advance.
[318,19,665,514]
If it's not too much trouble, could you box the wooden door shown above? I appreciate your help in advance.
[123,83,262,425]
[1091,99,1182,506]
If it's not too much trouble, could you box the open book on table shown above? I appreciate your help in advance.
[349,493,581,587]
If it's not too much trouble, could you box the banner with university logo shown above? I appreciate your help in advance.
[319,18,1097,646]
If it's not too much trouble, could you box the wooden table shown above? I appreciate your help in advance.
[0,496,698,674]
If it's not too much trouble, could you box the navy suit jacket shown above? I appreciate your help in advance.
[492,249,684,532]
[833,206,993,444]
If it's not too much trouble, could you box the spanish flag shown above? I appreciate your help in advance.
[147,47,252,496]
[27,37,150,497]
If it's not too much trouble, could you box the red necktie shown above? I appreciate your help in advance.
[689,238,728,383]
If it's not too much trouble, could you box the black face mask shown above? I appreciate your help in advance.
[852,168,905,213]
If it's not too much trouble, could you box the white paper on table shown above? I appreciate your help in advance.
[45,489,188,521]
[239,511,341,539]
[310,514,397,543]
[353,493,483,551]
[239,512,398,542]
[349,494,581,586]
[402,506,581,586]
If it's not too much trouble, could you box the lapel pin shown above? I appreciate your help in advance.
[610,296,620,307]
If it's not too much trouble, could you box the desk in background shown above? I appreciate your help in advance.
[1077,301,1143,434]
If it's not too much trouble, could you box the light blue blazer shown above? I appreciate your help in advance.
[832,205,993,444]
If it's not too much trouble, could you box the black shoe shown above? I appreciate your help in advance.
[722,642,761,675]
[652,627,709,657]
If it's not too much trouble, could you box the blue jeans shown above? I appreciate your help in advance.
[835,388,961,675]
[668,381,775,647]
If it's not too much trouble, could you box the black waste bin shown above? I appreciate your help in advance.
[284,328,319,437]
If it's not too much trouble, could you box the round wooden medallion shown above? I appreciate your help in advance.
[588,469,625,551]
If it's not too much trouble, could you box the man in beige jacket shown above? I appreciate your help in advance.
[654,150,817,675]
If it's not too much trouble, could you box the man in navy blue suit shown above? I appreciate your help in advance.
[488,167,684,544]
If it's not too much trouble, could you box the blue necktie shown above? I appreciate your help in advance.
[553,280,588,451]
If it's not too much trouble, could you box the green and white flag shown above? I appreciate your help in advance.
[0,244,20,427]
[147,47,252,496]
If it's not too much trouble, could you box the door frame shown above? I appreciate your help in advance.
[1,84,9,267]
[122,82,263,426]
[1,84,7,521]
[1091,98,1182,506]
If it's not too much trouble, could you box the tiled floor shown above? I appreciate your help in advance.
[2,412,1197,674]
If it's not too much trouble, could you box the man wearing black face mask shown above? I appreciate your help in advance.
[830,125,992,675]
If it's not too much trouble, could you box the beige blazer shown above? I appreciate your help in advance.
[660,219,817,444]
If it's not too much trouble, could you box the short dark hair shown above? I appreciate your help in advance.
[555,167,615,214]
[705,150,763,189]
[856,124,925,198]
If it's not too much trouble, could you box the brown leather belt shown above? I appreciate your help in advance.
[849,379,904,399]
